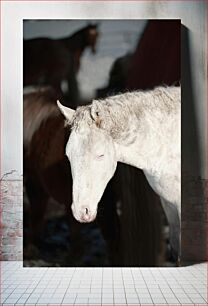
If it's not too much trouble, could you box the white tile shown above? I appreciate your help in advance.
[125,293,138,298]
[65,292,77,297]
[75,298,89,304]
[91,288,102,292]
[176,296,192,303]
[102,293,114,298]
[3,298,20,304]
[90,294,102,298]
[88,298,102,304]
[47,297,64,303]
[102,300,114,304]
[114,293,125,297]
[38,297,51,303]
[40,293,53,298]
[126,297,139,303]
[137,294,151,298]
[54,289,67,294]
[62,296,76,303]
[162,293,176,299]
[77,288,90,293]
[114,288,125,292]
[139,298,153,304]
[165,297,180,303]
[103,292,114,296]
[6,293,22,299]
[189,295,206,303]
[33,289,44,293]
[29,293,41,298]
[136,286,148,290]
[151,297,166,303]
[1,295,11,302]
[76,293,89,298]
[114,298,127,303]
[138,301,153,305]
[26,297,40,303]
[66,288,78,293]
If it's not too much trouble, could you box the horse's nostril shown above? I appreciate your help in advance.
[85,207,89,215]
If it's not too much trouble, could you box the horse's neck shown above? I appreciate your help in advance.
[111,89,180,172]
[111,89,180,204]
[115,113,158,171]
[62,32,85,52]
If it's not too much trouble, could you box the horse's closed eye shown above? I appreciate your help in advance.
[96,154,104,159]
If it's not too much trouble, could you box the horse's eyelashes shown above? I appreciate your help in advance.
[96,154,104,159]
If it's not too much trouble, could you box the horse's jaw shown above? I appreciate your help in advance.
[115,140,146,170]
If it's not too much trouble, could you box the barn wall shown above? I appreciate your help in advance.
[1,1,207,262]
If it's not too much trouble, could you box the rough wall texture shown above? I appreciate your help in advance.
[0,180,23,260]
[181,176,208,263]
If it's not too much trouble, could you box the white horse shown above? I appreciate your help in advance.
[57,86,181,259]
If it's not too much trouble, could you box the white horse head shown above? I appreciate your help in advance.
[57,101,118,223]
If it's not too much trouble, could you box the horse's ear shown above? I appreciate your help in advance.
[91,102,102,128]
[57,100,75,124]
[94,22,100,28]
[88,22,99,28]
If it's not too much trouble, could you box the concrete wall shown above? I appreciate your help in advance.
[1,1,207,263]
[0,180,22,260]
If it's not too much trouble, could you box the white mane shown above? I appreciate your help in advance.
[70,86,180,142]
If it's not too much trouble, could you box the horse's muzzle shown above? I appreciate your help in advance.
[71,204,96,223]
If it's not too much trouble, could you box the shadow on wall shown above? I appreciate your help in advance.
[181,25,206,263]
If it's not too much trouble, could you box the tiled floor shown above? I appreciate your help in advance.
[0,261,207,305]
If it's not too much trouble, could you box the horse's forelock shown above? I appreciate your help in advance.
[70,105,94,131]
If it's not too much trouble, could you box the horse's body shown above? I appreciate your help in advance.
[24,24,98,105]
[24,88,72,242]
[58,86,181,259]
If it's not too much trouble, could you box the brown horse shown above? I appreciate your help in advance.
[23,24,99,106]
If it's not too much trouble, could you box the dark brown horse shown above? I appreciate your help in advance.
[23,24,99,106]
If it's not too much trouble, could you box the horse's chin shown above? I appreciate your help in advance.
[77,217,96,223]
[74,215,97,223]
[72,210,97,223]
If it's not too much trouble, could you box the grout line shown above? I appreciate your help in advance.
[130,267,141,305]
[140,269,154,305]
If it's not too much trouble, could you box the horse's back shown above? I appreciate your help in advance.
[24,87,60,145]
[24,87,73,204]
[23,87,66,171]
